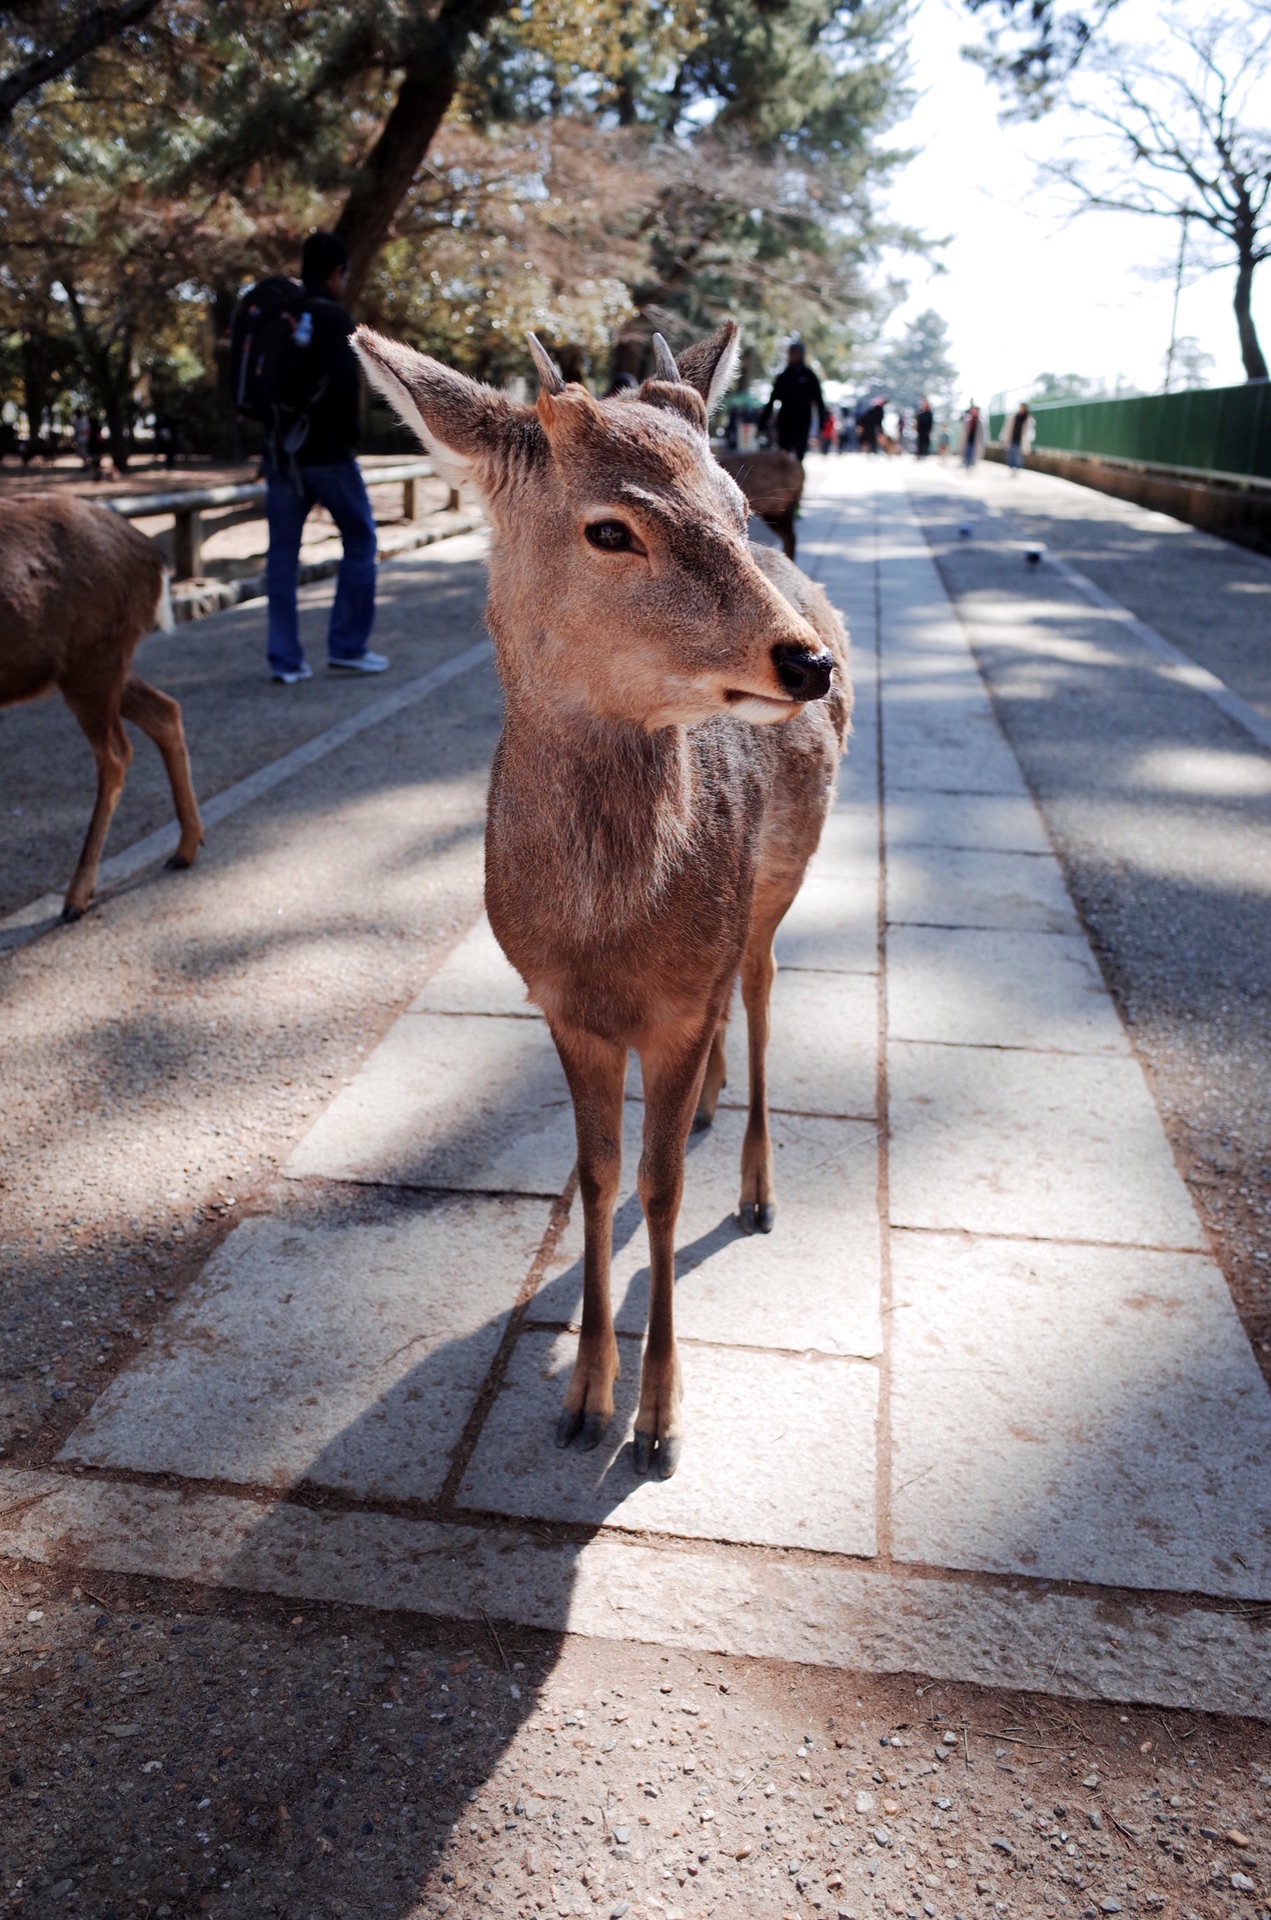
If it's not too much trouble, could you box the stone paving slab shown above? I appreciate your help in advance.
[885,790,1052,854]
[889,1232,1271,1598]
[774,870,878,975]
[532,1104,882,1357]
[2,1467,1269,1716]
[888,1042,1206,1249]
[887,925,1129,1053]
[60,1193,548,1501]
[882,711,1033,797]
[410,914,539,1019]
[285,1009,575,1195]
[457,1328,879,1555]
[886,843,1082,934]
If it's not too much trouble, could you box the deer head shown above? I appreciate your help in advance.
[354,321,834,730]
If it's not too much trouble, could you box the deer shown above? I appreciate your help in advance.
[0,494,203,921]
[355,320,851,1478]
[714,446,804,559]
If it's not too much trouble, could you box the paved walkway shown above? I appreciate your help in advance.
[3,460,1269,1716]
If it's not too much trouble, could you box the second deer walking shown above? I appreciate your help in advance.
[356,321,851,1477]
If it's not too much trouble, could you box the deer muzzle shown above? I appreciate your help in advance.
[772,642,834,702]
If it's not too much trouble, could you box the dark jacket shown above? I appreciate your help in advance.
[297,295,362,466]
[760,362,825,445]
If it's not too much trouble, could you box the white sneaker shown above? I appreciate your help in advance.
[329,651,389,674]
[271,662,313,685]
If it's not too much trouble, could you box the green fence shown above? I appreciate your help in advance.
[989,381,1271,486]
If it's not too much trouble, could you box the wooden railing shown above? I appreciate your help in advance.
[106,458,452,579]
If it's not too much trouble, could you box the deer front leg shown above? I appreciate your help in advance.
[550,1022,628,1451]
[738,877,800,1233]
[633,1019,719,1478]
[61,705,131,920]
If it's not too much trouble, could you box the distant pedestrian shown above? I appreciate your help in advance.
[819,410,836,455]
[838,407,856,452]
[915,397,934,458]
[86,414,105,481]
[1004,401,1033,474]
[758,342,826,462]
[73,408,91,471]
[960,402,984,471]
[896,409,907,452]
[858,397,886,454]
[237,230,386,685]
[155,412,177,470]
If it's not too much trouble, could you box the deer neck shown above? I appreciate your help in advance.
[490,686,698,943]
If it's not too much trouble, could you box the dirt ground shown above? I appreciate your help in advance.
[3,1559,1269,1920]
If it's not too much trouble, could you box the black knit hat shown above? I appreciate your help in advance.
[301,230,350,292]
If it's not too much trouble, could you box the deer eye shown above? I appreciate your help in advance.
[585,520,634,552]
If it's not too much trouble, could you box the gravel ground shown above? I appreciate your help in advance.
[2,1564,1269,1919]
[906,467,1271,1382]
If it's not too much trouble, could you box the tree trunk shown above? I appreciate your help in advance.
[335,0,512,306]
[1234,252,1268,382]
[21,327,51,443]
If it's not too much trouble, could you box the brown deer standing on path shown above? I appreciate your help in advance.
[0,495,203,920]
[355,321,851,1478]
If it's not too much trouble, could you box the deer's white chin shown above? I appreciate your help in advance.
[725,692,797,726]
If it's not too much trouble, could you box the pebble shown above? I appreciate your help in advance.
[854,1791,875,1813]
[612,1828,630,1846]
[871,1827,892,1848]
[991,1837,1014,1855]
[1083,1773,1101,1789]
[1099,1901,1122,1915]
[1088,1810,1103,1830]
[1227,1830,1253,1847]
[1231,1872,1256,1892]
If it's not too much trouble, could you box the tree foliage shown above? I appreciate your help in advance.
[865,307,958,409]
[0,0,917,459]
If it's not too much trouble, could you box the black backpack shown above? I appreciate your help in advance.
[229,275,328,468]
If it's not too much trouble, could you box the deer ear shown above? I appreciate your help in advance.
[353,326,537,494]
[676,321,741,415]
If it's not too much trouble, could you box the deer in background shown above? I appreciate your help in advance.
[0,495,203,920]
[355,321,851,1477]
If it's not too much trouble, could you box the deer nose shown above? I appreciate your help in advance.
[772,642,834,702]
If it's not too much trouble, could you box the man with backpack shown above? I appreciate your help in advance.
[233,231,387,683]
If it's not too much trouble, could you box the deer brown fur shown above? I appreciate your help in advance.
[0,494,203,919]
[355,319,850,1477]
[715,447,804,559]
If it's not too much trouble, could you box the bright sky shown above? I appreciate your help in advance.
[878,0,1271,406]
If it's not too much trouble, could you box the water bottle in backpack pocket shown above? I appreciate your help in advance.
[229,276,328,469]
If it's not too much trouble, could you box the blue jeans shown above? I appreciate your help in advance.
[265,458,377,673]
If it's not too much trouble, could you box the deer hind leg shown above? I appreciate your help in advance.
[59,697,132,920]
[692,1011,729,1133]
[633,1015,720,1478]
[121,676,203,869]
[738,877,801,1234]
[550,1023,628,1451]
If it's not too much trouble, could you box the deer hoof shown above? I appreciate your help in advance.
[691,1107,714,1133]
[632,1430,681,1479]
[555,1407,583,1449]
[165,852,192,871]
[739,1201,776,1235]
[60,901,86,923]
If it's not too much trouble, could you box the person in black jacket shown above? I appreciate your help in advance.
[758,342,825,461]
[915,397,934,458]
[264,231,388,683]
